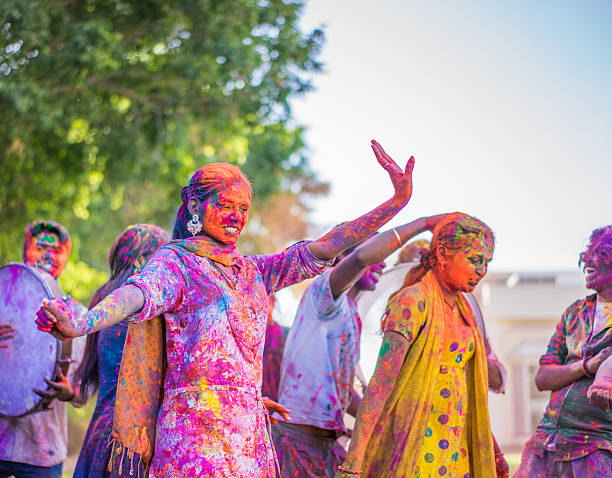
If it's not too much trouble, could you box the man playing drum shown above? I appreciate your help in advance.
[0,220,86,478]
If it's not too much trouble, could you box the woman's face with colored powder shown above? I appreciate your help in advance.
[582,243,612,293]
[24,231,69,278]
[436,236,494,293]
[200,181,251,245]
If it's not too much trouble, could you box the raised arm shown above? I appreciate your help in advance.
[338,331,409,476]
[329,214,446,298]
[35,285,144,340]
[308,140,415,261]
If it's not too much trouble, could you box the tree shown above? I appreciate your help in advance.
[0,0,327,302]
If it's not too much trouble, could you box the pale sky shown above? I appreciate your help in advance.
[292,0,612,272]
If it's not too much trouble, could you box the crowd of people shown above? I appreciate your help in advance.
[0,140,610,477]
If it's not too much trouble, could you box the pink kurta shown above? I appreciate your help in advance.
[124,240,331,477]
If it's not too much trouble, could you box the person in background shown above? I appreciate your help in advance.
[0,220,86,478]
[73,224,170,478]
[515,225,612,477]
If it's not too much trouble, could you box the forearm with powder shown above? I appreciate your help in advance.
[72,285,144,335]
[309,195,410,261]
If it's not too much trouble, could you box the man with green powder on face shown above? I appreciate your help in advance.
[0,220,86,478]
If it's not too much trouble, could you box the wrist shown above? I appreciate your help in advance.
[580,357,595,378]
[60,393,75,402]
[389,194,409,208]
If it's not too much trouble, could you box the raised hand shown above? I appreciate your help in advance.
[35,298,82,340]
[423,213,451,232]
[371,140,414,204]
[0,324,15,349]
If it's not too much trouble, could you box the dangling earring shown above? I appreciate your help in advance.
[187,213,202,236]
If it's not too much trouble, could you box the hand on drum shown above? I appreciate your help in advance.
[32,370,75,411]
[0,323,15,348]
[35,298,82,340]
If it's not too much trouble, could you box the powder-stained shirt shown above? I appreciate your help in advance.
[277,269,360,432]
[525,294,612,461]
[123,241,331,477]
[0,299,87,467]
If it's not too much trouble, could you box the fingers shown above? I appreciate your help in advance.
[0,324,15,348]
[404,156,415,176]
[262,397,292,421]
[33,388,57,399]
[44,378,67,391]
[35,301,58,330]
[588,386,612,411]
[370,140,402,174]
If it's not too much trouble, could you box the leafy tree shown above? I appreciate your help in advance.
[0,0,327,302]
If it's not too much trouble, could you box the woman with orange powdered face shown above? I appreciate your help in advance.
[36,140,417,477]
[338,213,497,478]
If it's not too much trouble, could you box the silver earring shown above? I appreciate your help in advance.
[187,213,202,236]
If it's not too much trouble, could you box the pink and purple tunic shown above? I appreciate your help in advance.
[124,240,331,477]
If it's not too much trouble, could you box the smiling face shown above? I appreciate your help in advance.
[191,181,251,245]
[435,236,494,293]
[582,244,612,294]
[24,231,69,278]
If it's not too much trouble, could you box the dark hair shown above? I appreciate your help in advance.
[76,224,170,401]
[579,225,612,268]
[172,163,252,239]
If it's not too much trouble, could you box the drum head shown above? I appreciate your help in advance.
[0,263,60,417]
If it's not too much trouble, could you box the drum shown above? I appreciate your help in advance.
[0,262,62,417]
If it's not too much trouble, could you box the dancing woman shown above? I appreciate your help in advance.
[338,213,497,478]
[36,140,416,477]
[72,224,170,478]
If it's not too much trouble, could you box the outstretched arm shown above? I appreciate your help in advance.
[35,285,144,339]
[308,140,415,261]
[329,215,446,298]
[338,331,409,476]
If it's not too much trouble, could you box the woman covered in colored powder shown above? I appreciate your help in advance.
[72,224,170,478]
[515,225,612,477]
[36,140,416,477]
[338,213,497,478]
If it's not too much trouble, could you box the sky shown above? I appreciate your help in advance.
[290,0,612,272]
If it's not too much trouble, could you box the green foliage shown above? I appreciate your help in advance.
[59,260,108,305]
[0,0,327,300]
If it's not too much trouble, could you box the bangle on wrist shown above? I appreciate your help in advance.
[391,228,403,247]
[580,357,594,378]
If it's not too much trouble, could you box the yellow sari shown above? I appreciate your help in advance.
[362,271,495,478]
